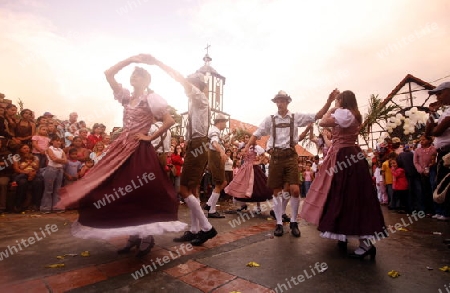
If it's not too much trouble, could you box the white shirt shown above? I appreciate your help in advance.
[254,111,315,149]
[47,146,64,168]
[148,121,171,153]
[208,125,224,151]
[374,167,383,183]
[185,85,209,141]
[224,157,233,171]
[331,108,355,127]
[434,107,450,149]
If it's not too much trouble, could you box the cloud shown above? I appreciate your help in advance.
[0,0,449,138]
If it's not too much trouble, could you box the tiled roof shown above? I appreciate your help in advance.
[361,74,436,129]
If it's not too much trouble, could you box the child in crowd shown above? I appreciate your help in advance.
[32,125,50,169]
[90,141,107,165]
[298,165,305,198]
[374,161,388,204]
[303,161,314,196]
[64,148,82,186]
[233,159,242,177]
[390,158,409,213]
[79,159,94,178]
[11,153,38,185]
[40,137,67,213]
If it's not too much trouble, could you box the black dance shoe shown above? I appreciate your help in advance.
[282,214,290,223]
[274,224,284,237]
[136,236,155,258]
[173,231,197,242]
[203,204,211,211]
[337,240,348,250]
[208,212,225,218]
[236,205,248,212]
[290,222,301,237]
[191,227,217,246]
[349,246,376,260]
[117,238,140,254]
[269,210,275,218]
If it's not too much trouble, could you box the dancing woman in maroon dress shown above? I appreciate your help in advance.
[57,55,187,250]
[300,90,385,259]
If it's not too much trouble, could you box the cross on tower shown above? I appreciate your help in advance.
[204,43,211,55]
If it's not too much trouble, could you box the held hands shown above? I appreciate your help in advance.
[126,54,157,65]
[327,89,340,103]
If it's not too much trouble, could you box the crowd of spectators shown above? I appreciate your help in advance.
[0,103,113,213]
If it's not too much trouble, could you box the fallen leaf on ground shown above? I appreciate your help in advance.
[56,256,65,259]
[388,270,400,278]
[396,227,408,232]
[246,262,260,267]
[80,251,90,257]
[439,266,449,272]
[45,264,65,268]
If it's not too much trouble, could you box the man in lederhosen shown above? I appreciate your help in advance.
[144,54,217,246]
[244,90,335,237]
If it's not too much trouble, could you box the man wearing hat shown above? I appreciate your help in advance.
[43,112,54,119]
[244,90,336,237]
[426,81,450,224]
[203,113,228,218]
[142,54,218,246]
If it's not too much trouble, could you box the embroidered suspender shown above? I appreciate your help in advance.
[271,114,295,149]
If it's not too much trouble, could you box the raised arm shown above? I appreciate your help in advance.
[139,54,190,90]
[104,55,140,92]
[319,107,338,127]
[315,89,339,120]
[299,123,313,141]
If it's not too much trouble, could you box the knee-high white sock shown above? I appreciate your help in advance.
[185,195,212,232]
[273,194,283,225]
[209,192,220,213]
[282,195,290,215]
[290,197,300,223]
[189,207,200,234]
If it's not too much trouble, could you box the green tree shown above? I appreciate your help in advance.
[360,94,399,146]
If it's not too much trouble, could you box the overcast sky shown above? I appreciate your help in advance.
[1,0,449,135]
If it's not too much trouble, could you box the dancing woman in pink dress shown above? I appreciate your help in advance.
[57,55,187,254]
[225,147,272,205]
[300,90,385,259]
